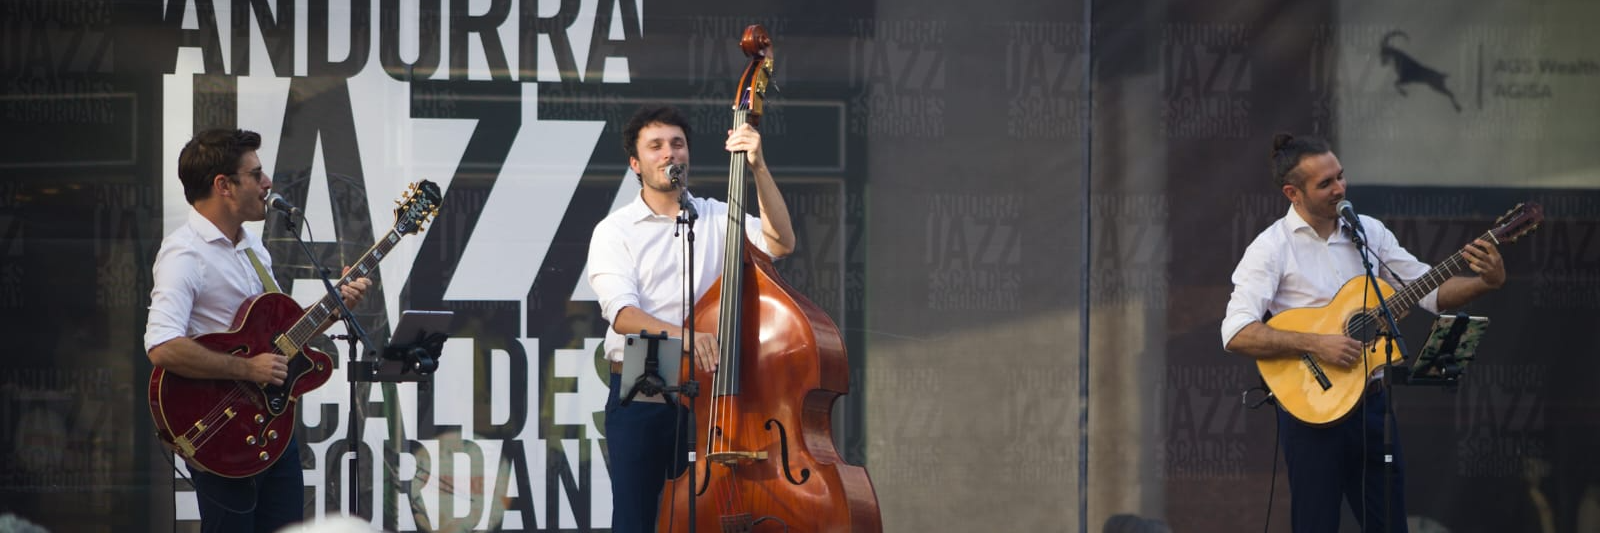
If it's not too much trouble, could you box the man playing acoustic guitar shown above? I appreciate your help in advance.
[144,129,370,532]
[1221,133,1505,532]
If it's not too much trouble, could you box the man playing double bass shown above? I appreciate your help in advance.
[586,104,796,531]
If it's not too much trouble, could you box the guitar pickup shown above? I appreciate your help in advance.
[1302,353,1333,391]
[273,335,300,358]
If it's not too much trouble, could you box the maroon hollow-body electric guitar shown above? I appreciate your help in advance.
[148,181,440,478]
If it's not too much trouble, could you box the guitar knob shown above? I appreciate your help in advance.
[255,414,265,424]
[268,430,279,441]
[259,451,270,462]
[246,436,257,445]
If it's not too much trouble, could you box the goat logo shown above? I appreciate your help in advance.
[1380,31,1463,112]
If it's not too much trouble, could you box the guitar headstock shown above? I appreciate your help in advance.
[394,180,443,235]
[1490,202,1543,244]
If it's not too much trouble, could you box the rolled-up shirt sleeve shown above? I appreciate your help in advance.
[144,245,203,352]
[744,213,771,256]
[1221,237,1281,350]
[587,221,638,325]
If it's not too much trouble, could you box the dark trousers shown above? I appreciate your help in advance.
[186,438,305,533]
[1280,388,1407,533]
[605,372,689,533]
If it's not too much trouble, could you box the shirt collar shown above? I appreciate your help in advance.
[625,190,696,223]
[186,209,230,243]
[1283,205,1356,243]
[186,209,259,250]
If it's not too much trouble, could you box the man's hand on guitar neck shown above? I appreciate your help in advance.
[338,267,372,310]
[1433,238,1506,312]
[1462,238,1505,288]
[313,268,372,335]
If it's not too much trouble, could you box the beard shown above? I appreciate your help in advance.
[643,171,682,193]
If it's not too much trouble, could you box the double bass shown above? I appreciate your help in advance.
[659,25,883,532]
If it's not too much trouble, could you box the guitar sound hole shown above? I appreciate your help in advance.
[1345,312,1384,341]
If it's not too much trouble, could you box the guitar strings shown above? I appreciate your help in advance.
[1344,228,1491,336]
[186,384,252,450]
[1343,250,1471,338]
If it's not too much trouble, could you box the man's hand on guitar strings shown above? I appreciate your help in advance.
[245,353,289,386]
[1308,334,1363,368]
[685,329,720,373]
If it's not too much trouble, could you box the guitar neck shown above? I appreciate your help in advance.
[281,229,403,347]
[1385,230,1489,315]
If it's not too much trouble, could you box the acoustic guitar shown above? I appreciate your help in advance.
[1259,202,1541,425]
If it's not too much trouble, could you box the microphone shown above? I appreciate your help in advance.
[666,164,697,220]
[1337,199,1363,235]
[266,193,301,216]
[667,163,685,188]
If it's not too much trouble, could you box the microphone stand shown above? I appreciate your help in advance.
[618,182,701,530]
[674,191,700,532]
[619,186,701,530]
[280,210,378,519]
[1349,222,1407,533]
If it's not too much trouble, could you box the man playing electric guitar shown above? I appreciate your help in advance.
[144,129,370,532]
[1220,134,1505,533]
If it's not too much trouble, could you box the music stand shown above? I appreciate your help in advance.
[619,331,683,405]
[1395,313,1488,388]
[375,310,453,380]
[343,309,451,519]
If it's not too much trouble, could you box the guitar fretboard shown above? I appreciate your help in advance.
[1381,229,1493,317]
[714,107,753,396]
[281,230,404,348]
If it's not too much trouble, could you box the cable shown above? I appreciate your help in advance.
[1264,409,1281,533]
[1361,242,1371,532]
[156,440,260,516]
[171,453,178,533]
[1076,1,1094,531]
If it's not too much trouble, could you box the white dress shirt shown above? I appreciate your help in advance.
[1221,206,1440,350]
[144,209,274,352]
[587,191,770,363]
